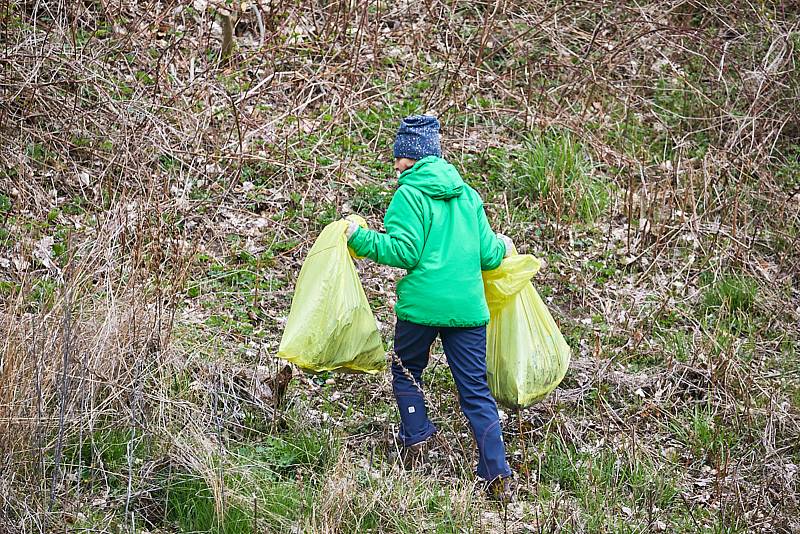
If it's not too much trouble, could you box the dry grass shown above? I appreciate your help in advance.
[1,0,799,532]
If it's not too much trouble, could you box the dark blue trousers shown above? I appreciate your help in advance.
[392,319,512,481]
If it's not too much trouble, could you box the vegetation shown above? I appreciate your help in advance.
[1,0,798,532]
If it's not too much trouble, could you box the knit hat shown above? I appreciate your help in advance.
[393,115,441,161]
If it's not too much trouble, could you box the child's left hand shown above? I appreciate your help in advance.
[346,220,359,238]
[344,214,366,238]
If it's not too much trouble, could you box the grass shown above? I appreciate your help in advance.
[660,330,693,364]
[669,405,739,462]
[700,274,760,334]
[701,275,758,316]
[153,422,481,533]
[534,431,682,532]
[241,431,338,476]
[352,184,392,215]
[2,1,799,533]
[184,248,289,337]
[508,131,610,223]
[164,476,258,534]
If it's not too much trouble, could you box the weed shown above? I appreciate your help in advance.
[3,2,799,532]
[352,184,392,215]
[28,278,57,309]
[243,430,337,476]
[241,161,280,188]
[0,228,10,249]
[776,147,799,191]
[661,331,692,363]
[135,70,155,85]
[651,76,710,161]
[462,146,513,189]
[26,142,56,165]
[585,258,619,287]
[537,432,680,530]
[62,196,87,216]
[160,427,337,532]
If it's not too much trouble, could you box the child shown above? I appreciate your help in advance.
[345,115,516,500]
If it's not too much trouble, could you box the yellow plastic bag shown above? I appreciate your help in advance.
[482,253,571,408]
[278,219,385,374]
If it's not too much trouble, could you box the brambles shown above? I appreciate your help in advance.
[0,0,798,532]
[352,184,392,215]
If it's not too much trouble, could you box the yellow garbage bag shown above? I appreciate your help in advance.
[482,252,571,408]
[278,219,385,374]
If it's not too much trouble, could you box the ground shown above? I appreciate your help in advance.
[0,1,798,532]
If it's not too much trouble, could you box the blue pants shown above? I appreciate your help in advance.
[392,319,512,481]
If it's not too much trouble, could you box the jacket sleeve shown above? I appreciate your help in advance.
[477,201,506,270]
[347,187,425,269]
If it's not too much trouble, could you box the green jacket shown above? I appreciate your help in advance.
[348,156,506,327]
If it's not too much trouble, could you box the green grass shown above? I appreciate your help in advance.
[535,431,681,531]
[530,422,761,533]
[184,247,289,336]
[240,160,281,189]
[651,77,710,161]
[240,431,338,476]
[776,144,800,191]
[161,425,337,532]
[462,145,514,188]
[0,193,11,213]
[669,405,740,462]
[0,227,12,249]
[702,275,757,315]
[700,274,759,334]
[790,385,800,411]
[584,257,620,288]
[54,427,153,495]
[164,475,256,534]
[28,278,58,310]
[660,330,693,363]
[508,131,610,223]
[155,419,479,533]
[26,141,57,165]
[6,4,799,533]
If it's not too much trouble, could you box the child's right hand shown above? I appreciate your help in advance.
[497,234,514,257]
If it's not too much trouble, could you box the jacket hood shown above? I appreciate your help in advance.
[398,156,464,200]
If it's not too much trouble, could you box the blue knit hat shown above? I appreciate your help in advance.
[393,115,441,161]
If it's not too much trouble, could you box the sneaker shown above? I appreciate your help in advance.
[485,475,516,503]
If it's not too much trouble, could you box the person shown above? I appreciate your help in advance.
[344,115,515,501]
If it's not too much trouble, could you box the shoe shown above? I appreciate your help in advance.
[485,475,516,503]
[396,432,440,470]
[400,441,427,469]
